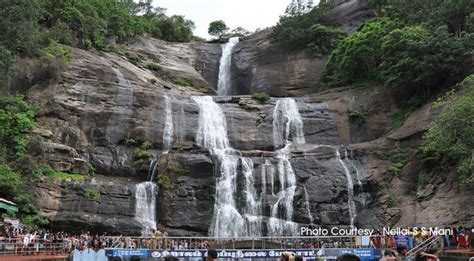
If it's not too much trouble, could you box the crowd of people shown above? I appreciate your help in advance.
[0,222,472,259]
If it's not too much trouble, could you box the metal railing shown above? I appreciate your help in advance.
[405,236,442,258]
[0,238,67,256]
[103,235,396,250]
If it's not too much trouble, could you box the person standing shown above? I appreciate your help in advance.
[23,232,30,255]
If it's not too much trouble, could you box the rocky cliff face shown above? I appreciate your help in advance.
[9,0,472,236]
[229,0,374,97]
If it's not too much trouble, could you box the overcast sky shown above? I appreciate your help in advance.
[152,0,294,39]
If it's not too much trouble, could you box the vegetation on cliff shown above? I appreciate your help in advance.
[0,0,197,87]
[420,75,474,187]
[0,95,49,228]
[272,0,346,55]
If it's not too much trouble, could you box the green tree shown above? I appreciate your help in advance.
[0,164,22,199]
[420,75,474,186]
[0,95,37,155]
[380,26,473,99]
[229,27,251,37]
[324,18,404,86]
[208,20,228,39]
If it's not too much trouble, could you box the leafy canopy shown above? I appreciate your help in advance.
[208,20,229,39]
[0,95,37,155]
[420,75,474,187]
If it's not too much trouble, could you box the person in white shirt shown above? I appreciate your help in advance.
[23,232,31,255]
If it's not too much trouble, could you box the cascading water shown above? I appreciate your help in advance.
[217,37,239,95]
[135,95,175,235]
[135,181,158,235]
[106,67,134,144]
[303,185,314,225]
[162,95,174,153]
[336,148,357,228]
[347,149,363,187]
[273,98,306,147]
[192,96,260,237]
[241,158,262,236]
[267,98,305,236]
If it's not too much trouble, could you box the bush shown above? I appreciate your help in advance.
[324,18,404,86]
[273,13,345,55]
[251,92,270,102]
[83,188,100,200]
[420,75,474,186]
[0,95,37,156]
[388,153,408,176]
[125,52,141,66]
[379,26,471,100]
[146,63,161,72]
[157,175,174,191]
[0,164,22,198]
[38,41,72,65]
[167,165,190,175]
[148,78,157,84]
[125,138,138,146]
[457,159,473,187]
[388,194,400,208]
[87,163,95,176]
[38,165,86,181]
[133,158,145,169]
[173,76,190,86]
[347,109,366,125]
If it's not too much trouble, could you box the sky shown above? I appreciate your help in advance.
[152,0,292,39]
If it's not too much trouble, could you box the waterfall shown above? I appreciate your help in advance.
[135,181,158,235]
[347,149,363,187]
[193,96,259,237]
[148,159,159,182]
[241,158,262,237]
[162,95,174,153]
[303,185,314,225]
[267,98,305,236]
[272,98,306,147]
[217,37,239,95]
[134,95,174,235]
[106,67,134,144]
[336,148,357,228]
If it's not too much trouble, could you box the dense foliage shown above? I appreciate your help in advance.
[272,0,346,55]
[324,18,403,85]
[420,75,474,187]
[0,95,50,228]
[0,0,197,87]
[0,95,37,156]
[208,20,229,39]
[324,1,473,102]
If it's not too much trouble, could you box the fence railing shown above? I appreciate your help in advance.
[0,238,67,256]
[103,235,402,250]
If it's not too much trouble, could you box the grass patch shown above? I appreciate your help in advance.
[148,78,157,84]
[388,194,400,208]
[347,109,365,125]
[251,92,270,102]
[167,164,190,175]
[83,188,100,200]
[125,52,140,66]
[173,76,190,87]
[146,63,161,72]
[388,153,408,176]
[38,165,86,181]
[157,175,174,191]
[125,138,138,146]
[87,163,95,176]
